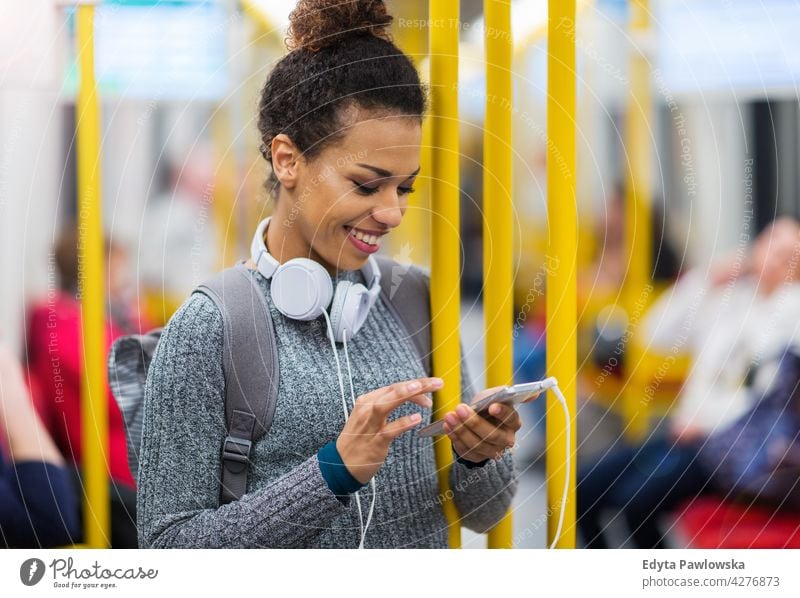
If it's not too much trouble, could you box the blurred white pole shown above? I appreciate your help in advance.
[0,0,61,353]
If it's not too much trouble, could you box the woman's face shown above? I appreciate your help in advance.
[271,109,422,273]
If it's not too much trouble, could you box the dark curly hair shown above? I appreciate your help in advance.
[257,0,427,198]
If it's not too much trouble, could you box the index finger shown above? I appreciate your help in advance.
[366,377,444,413]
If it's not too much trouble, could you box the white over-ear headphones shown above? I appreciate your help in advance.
[250,217,381,343]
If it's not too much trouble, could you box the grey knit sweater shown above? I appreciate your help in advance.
[136,266,517,548]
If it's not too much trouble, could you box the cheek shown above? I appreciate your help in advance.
[309,175,348,216]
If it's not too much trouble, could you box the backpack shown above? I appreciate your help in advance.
[698,347,800,510]
[107,256,432,505]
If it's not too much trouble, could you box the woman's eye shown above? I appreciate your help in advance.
[351,181,416,196]
[353,181,380,195]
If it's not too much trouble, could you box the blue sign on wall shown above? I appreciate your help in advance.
[656,0,800,94]
[68,0,229,101]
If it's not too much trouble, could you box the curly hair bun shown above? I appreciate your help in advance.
[287,0,393,52]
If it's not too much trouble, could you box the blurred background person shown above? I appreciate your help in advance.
[25,225,150,547]
[581,185,680,377]
[577,217,800,548]
[1,342,79,548]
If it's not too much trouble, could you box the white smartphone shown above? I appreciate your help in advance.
[415,379,551,438]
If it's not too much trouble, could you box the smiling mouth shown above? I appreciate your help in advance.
[344,225,383,247]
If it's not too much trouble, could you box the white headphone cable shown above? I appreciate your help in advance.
[343,329,377,549]
[321,311,367,548]
[541,377,570,550]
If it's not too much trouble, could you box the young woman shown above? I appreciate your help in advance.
[137,0,519,549]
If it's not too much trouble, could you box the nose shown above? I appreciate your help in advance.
[371,189,404,230]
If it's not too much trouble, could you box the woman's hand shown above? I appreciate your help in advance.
[442,387,522,464]
[336,377,443,484]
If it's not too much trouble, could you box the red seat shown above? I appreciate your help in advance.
[674,496,800,548]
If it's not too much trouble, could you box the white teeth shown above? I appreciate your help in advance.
[349,228,379,246]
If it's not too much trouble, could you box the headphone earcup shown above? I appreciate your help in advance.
[270,258,333,321]
[329,281,353,342]
[330,281,371,343]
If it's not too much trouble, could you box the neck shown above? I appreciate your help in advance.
[266,204,338,276]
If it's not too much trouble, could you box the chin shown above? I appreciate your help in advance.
[338,253,370,272]
[314,244,364,273]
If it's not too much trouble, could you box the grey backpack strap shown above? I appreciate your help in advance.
[373,255,432,376]
[195,262,279,504]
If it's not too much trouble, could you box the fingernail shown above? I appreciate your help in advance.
[407,381,421,392]
[411,413,421,423]
[456,404,470,418]
[445,414,458,427]
[431,378,444,388]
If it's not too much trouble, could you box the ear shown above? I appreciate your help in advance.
[270,133,301,191]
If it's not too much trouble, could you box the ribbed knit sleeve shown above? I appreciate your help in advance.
[136,293,348,548]
[449,352,518,533]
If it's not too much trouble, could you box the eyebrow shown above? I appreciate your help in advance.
[355,163,421,180]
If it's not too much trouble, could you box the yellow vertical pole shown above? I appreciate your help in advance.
[546,0,577,548]
[483,0,514,549]
[76,3,110,548]
[429,0,462,549]
[621,0,653,440]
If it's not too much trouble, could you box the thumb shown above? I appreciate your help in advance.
[469,385,505,408]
